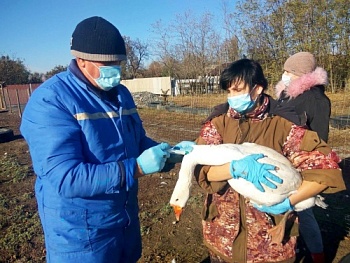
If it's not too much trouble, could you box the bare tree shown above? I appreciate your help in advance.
[151,20,182,79]
[142,61,164,77]
[152,11,222,81]
[124,36,149,79]
[228,0,350,92]
[148,0,349,92]
[221,0,240,63]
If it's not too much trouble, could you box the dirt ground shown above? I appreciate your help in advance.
[1,109,350,263]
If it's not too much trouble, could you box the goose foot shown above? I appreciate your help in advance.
[267,210,293,244]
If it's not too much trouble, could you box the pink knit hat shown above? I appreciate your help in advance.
[284,52,316,76]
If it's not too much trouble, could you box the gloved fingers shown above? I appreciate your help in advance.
[171,146,189,154]
[253,199,292,214]
[159,142,171,151]
[254,181,265,192]
[260,177,278,190]
[262,169,283,184]
[183,146,194,153]
[248,153,265,161]
[152,152,167,171]
[173,141,196,153]
[174,141,196,147]
[156,143,170,158]
[172,145,193,153]
[136,144,171,175]
[260,163,276,171]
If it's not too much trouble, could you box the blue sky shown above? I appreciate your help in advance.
[1,0,229,73]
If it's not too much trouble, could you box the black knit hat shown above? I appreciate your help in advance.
[70,16,126,61]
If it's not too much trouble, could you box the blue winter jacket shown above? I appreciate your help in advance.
[20,60,157,262]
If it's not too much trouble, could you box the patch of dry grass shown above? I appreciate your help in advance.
[168,93,226,108]
[327,92,350,116]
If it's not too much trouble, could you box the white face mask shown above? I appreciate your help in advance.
[282,73,291,87]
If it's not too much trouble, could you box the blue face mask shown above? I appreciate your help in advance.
[227,92,257,114]
[91,63,122,91]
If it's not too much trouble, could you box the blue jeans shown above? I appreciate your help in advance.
[297,208,323,253]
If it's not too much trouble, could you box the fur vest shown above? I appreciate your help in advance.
[275,67,328,99]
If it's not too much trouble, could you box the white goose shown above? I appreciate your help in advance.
[170,142,326,243]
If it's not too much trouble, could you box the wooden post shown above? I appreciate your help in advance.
[15,89,22,117]
[27,85,32,102]
[28,83,32,96]
[4,87,12,113]
[0,82,6,110]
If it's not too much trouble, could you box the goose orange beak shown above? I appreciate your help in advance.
[171,205,183,221]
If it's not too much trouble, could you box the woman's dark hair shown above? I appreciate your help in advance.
[219,59,268,91]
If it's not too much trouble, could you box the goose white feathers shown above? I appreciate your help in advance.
[170,142,326,221]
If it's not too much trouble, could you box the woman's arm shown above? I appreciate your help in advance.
[206,163,232,181]
[288,180,327,206]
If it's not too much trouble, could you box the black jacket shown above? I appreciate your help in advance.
[271,67,330,142]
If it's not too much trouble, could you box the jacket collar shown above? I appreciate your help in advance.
[227,94,269,120]
[275,67,328,99]
[69,59,93,87]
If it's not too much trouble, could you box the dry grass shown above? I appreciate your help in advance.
[329,128,350,159]
[168,93,226,108]
[327,92,350,116]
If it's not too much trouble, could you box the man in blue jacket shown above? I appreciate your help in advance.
[20,16,193,263]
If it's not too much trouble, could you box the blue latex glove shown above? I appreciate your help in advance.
[167,141,196,163]
[230,153,283,192]
[173,141,196,153]
[137,142,171,174]
[253,198,293,214]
